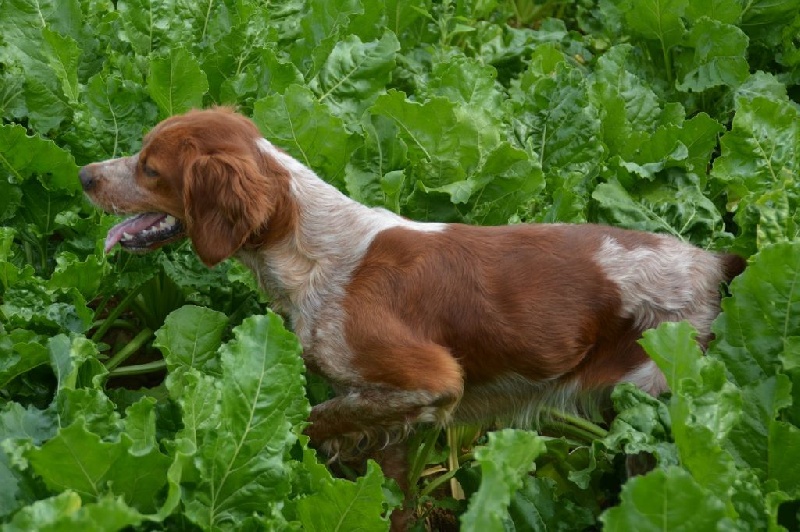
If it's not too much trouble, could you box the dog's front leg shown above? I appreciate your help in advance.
[304,313,465,529]
[305,386,458,454]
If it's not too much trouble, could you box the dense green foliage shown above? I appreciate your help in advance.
[1,0,800,529]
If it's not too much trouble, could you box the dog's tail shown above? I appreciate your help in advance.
[720,253,747,284]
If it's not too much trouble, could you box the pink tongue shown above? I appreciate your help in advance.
[104,213,166,253]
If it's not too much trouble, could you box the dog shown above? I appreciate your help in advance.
[80,107,745,528]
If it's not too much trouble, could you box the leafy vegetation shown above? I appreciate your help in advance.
[1,0,799,529]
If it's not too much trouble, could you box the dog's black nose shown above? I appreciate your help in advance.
[79,166,96,191]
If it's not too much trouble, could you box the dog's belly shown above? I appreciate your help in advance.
[453,372,586,426]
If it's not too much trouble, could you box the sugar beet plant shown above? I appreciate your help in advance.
[1,0,800,529]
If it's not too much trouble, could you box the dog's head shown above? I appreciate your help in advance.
[80,108,290,267]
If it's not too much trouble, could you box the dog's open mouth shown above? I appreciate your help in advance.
[104,212,185,253]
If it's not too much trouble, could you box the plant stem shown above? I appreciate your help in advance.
[446,426,465,500]
[540,420,600,443]
[420,468,459,498]
[92,293,112,322]
[110,359,166,377]
[540,407,608,439]
[39,241,46,274]
[91,286,143,342]
[91,319,138,331]
[104,328,153,371]
[661,41,673,85]
[408,427,441,491]
[23,240,33,268]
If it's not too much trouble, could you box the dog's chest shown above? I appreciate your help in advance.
[236,247,363,384]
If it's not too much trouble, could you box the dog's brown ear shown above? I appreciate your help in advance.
[183,153,273,267]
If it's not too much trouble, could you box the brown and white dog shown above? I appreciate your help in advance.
[80,107,745,525]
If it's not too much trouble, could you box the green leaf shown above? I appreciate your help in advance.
[589,45,663,159]
[123,398,159,456]
[182,312,308,528]
[345,114,409,210]
[0,329,49,389]
[147,47,208,117]
[613,110,724,181]
[712,94,799,201]
[18,182,80,239]
[710,243,800,385]
[25,421,171,513]
[385,0,426,41]
[664,112,725,177]
[740,0,800,45]
[513,60,602,176]
[165,367,220,449]
[3,492,81,532]
[0,124,80,193]
[253,85,356,186]
[23,78,70,133]
[461,429,547,531]
[511,55,602,221]
[1,281,93,335]
[0,403,56,518]
[640,321,703,393]
[154,305,228,374]
[291,0,364,77]
[674,363,742,458]
[425,55,505,115]
[0,63,27,119]
[685,0,743,24]
[67,72,158,161]
[640,322,743,497]
[619,0,688,51]
[601,467,732,530]
[311,31,400,123]
[3,492,144,532]
[676,18,750,92]
[508,476,597,531]
[0,0,81,58]
[0,175,23,223]
[459,142,544,226]
[726,375,791,475]
[0,0,81,132]
[117,0,181,56]
[371,86,543,222]
[55,389,120,439]
[769,420,800,495]
[48,252,108,300]
[754,187,800,247]
[288,438,337,499]
[372,90,475,176]
[600,384,677,467]
[0,227,22,287]
[41,28,81,104]
[592,177,723,244]
[218,47,303,107]
[48,335,104,391]
[711,88,798,253]
[296,461,390,531]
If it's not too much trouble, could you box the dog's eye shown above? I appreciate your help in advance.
[143,164,159,178]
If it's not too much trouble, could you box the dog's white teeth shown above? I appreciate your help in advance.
[121,232,133,241]
[164,215,176,225]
